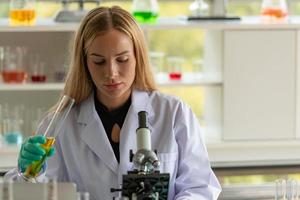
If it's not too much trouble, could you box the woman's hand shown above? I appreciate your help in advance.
[18,135,55,173]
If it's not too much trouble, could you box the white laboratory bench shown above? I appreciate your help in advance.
[2,140,300,173]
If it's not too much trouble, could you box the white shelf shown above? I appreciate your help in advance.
[156,73,222,87]
[0,83,64,91]
[207,140,300,168]
[3,16,300,32]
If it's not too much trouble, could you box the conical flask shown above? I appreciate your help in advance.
[132,0,159,23]
[261,0,288,21]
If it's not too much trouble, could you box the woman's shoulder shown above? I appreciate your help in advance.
[148,90,188,111]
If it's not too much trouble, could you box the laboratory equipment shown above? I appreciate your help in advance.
[149,52,164,74]
[2,46,28,84]
[9,0,36,26]
[132,0,159,23]
[45,177,58,200]
[76,192,90,200]
[21,95,75,181]
[111,111,170,200]
[2,105,24,146]
[189,0,209,17]
[54,0,101,23]
[1,179,13,200]
[187,0,240,20]
[0,182,77,200]
[30,54,47,83]
[261,0,288,21]
[167,56,184,81]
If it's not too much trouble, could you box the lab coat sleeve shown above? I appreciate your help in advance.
[173,102,221,200]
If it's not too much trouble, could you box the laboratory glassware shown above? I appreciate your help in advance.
[149,51,164,74]
[132,0,159,23]
[77,192,90,200]
[2,104,24,146]
[261,0,288,21]
[167,56,184,81]
[30,54,46,83]
[2,46,28,84]
[1,179,13,200]
[189,0,209,16]
[9,0,36,26]
[22,95,75,181]
[45,177,58,200]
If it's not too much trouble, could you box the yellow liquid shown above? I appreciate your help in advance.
[9,9,36,26]
[24,137,55,178]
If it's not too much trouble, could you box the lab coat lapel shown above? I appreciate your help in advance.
[77,94,118,175]
[118,90,154,182]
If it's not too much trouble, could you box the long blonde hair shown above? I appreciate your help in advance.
[62,6,157,104]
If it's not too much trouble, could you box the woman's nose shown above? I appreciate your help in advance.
[106,62,118,78]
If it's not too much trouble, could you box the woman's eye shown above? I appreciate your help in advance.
[93,60,105,65]
[117,57,129,63]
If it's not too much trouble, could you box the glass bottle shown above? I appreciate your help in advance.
[9,0,36,26]
[132,0,159,23]
[261,0,288,21]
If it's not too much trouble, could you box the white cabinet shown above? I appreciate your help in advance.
[224,30,296,140]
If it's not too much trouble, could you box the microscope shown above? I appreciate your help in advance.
[111,111,170,200]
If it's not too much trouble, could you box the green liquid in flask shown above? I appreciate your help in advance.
[133,11,158,23]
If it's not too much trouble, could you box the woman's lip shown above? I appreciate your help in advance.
[104,82,123,90]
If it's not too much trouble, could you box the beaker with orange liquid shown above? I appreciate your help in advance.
[9,0,36,26]
[261,0,288,21]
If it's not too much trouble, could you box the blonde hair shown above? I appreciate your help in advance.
[62,6,157,104]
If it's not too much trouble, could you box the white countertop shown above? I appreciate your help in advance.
[2,140,300,171]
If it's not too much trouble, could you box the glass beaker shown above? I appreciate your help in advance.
[149,51,164,74]
[167,56,184,81]
[9,0,36,26]
[261,0,288,21]
[132,0,159,23]
[30,54,46,83]
[2,46,28,84]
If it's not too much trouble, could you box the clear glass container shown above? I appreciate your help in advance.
[261,0,288,21]
[2,46,28,84]
[9,0,36,26]
[167,56,184,81]
[132,0,159,23]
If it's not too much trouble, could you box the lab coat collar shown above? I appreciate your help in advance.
[77,92,119,174]
[76,90,154,176]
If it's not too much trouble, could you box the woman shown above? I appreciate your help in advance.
[6,6,221,200]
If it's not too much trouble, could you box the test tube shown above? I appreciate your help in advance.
[2,179,13,200]
[45,177,58,200]
[23,95,75,180]
[77,192,90,200]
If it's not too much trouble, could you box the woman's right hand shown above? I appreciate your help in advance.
[18,135,55,173]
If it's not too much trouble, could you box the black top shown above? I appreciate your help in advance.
[94,94,131,163]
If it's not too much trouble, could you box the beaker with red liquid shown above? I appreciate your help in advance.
[167,56,184,81]
[1,46,28,84]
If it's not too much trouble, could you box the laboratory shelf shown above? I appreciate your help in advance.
[0,83,64,91]
[2,16,300,32]
[155,73,222,87]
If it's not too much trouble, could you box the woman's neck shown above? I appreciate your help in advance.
[96,90,131,112]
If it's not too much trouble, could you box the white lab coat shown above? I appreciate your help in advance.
[6,89,221,200]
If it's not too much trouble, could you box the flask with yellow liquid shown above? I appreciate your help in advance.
[132,0,159,23]
[9,0,36,26]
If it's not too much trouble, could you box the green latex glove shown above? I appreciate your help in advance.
[18,135,55,173]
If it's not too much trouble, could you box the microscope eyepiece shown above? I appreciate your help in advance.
[138,111,148,128]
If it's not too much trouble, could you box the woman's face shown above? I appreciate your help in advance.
[86,29,136,108]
